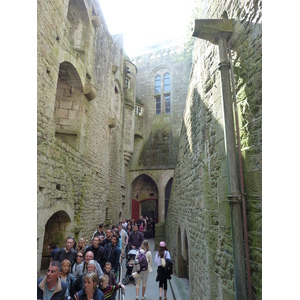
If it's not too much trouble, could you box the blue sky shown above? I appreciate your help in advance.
[99,0,194,57]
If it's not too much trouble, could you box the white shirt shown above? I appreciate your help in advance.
[155,250,171,266]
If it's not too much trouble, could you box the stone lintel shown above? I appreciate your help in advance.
[192,19,233,45]
[84,84,97,100]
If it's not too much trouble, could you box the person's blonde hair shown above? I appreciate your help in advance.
[141,240,150,251]
[84,272,99,290]
[61,259,71,272]
[100,274,109,283]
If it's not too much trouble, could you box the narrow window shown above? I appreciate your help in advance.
[125,77,130,89]
[164,73,170,92]
[165,94,170,113]
[155,75,161,94]
[156,96,161,115]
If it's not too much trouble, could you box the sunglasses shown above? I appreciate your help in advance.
[77,255,83,258]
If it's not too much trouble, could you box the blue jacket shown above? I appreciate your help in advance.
[37,277,67,299]
[75,288,104,300]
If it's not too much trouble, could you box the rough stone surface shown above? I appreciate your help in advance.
[165,0,262,299]
[37,0,136,272]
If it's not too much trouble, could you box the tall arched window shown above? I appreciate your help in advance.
[154,72,171,115]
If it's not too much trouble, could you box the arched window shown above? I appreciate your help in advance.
[155,75,161,94]
[154,72,171,115]
[164,73,170,92]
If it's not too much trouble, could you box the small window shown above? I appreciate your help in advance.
[156,96,161,115]
[125,77,130,89]
[155,75,161,94]
[154,72,171,115]
[165,94,170,113]
[135,105,142,116]
[164,73,170,92]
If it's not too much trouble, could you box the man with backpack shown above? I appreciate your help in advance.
[133,240,152,300]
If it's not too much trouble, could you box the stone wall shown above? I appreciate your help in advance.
[165,0,262,299]
[37,0,135,272]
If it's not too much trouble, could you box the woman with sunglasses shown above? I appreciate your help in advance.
[71,250,85,278]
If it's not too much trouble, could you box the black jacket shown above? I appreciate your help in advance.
[85,245,107,269]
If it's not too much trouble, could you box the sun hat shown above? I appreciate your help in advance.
[159,241,166,247]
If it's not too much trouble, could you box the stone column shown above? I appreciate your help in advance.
[192,19,248,300]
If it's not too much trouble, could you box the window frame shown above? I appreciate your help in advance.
[154,71,171,115]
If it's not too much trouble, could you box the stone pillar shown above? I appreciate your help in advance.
[192,19,248,300]
[216,33,247,300]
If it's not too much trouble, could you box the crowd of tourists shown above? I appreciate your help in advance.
[37,215,172,300]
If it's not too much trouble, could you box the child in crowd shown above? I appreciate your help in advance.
[99,274,125,300]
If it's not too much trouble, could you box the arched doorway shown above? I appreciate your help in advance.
[131,174,158,222]
[41,210,72,270]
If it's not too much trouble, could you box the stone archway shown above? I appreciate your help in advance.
[131,174,158,222]
[41,210,72,270]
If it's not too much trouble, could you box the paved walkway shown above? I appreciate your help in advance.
[117,238,189,300]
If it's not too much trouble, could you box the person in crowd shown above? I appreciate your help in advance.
[130,219,135,227]
[37,261,67,299]
[134,240,152,300]
[99,274,125,300]
[76,238,89,253]
[85,235,107,270]
[74,272,104,300]
[102,228,112,247]
[117,223,128,262]
[139,222,145,237]
[71,250,85,277]
[53,236,77,264]
[92,223,106,245]
[155,241,171,300]
[103,262,118,286]
[60,259,76,298]
[128,224,144,250]
[104,234,121,276]
[48,242,60,265]
[73,260,100,295]
[126,223,132,236]
[137,215,146,232]
[74,250,103,279]
[144,216,150,238]
[121,218,128,231]
[149,218,154,238]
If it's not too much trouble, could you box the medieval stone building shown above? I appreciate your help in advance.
[37,0,137,270]
[37,0,262,299]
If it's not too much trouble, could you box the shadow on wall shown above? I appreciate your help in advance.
[165,19,262,299]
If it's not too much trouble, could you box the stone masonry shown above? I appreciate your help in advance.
[165,0,262,299]
[37,0,262,298]
[37,0,136,271]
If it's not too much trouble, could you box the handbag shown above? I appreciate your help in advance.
[161,257,166,268]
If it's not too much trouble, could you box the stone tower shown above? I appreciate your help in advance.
[128,41,193,224]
